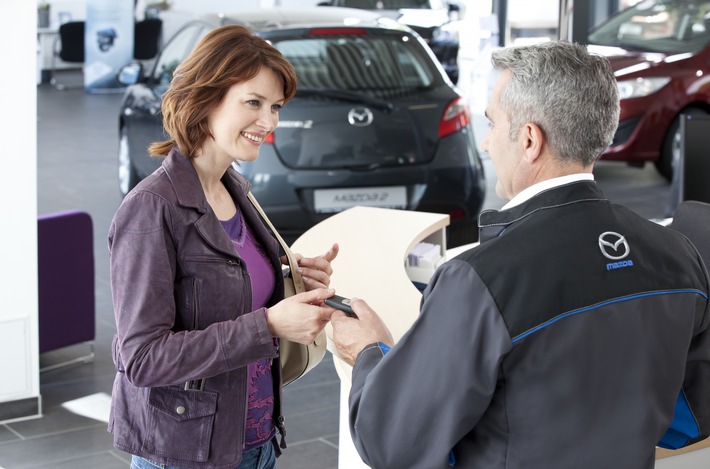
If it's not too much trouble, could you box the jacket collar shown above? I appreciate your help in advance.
[162,147,252,213]
[478,181,607,243]
[161,147,270,259]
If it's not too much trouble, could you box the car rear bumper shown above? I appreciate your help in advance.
[247,133,484,240]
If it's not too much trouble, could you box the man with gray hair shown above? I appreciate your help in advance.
[331,41,710,468]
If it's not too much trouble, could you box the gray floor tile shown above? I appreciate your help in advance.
[277,439,340,469]
[7,405,103,440]
[22,450,130,469]
[0,423,114,468]
[0,425,21,445]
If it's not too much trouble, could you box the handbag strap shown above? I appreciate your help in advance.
[247,192,306,294]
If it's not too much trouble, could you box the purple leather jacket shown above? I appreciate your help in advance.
[108,148,286,469]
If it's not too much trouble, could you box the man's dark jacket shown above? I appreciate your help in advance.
[349,181,710,469]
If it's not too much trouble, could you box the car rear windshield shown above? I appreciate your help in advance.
[273,33,436,97]
[589,0,710,54]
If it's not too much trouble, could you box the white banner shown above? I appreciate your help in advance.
[85,0,133,92]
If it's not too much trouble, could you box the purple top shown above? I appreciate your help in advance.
[220,209,277,450]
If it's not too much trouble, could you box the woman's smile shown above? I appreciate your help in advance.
[241,131,264,145]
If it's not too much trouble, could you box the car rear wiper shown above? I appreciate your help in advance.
[296,87,395,113]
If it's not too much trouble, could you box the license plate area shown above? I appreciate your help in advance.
[314,186,407,213]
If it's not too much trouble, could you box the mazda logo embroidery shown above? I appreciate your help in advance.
[347,107,374,127]
[598,231,630,260]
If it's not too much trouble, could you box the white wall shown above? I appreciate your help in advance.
[1,2,40,412]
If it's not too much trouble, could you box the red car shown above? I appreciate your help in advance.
[588,0,710,180]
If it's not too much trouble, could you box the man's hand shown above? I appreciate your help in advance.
[331,298,394,366]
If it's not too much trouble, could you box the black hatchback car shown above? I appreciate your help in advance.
[117,7,485,246]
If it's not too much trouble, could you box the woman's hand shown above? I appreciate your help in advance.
[266,288,337,344]
[285,243,339,291]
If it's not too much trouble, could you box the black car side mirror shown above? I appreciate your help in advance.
[118,63,143,86]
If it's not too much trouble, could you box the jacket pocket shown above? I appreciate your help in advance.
[146,386,218,462]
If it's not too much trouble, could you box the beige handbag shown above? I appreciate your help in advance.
[247,192,327,386]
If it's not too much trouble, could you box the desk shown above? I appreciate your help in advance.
[291,206,449,386]
[656,439,710,464]
[292,206,449,469]
[292,207,710,468]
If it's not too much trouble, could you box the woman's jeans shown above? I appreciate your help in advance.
[130,442,276,469]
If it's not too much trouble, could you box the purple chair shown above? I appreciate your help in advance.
[37,210,95,371]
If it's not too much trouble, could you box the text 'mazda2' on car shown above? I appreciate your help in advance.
[589,0,710,180]
[117,7,485,247]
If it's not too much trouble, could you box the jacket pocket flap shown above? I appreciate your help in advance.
[149,386,218,422]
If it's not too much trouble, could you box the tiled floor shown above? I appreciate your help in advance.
[2,67,671,469]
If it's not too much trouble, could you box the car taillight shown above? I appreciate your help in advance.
[308,28,367,36]
[438,97,470,139]
[449,208,465,220]
[264,132,274,144]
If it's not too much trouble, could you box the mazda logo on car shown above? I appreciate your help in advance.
[348,107,374,127]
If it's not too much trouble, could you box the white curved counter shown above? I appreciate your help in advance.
[292,206,449,386]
